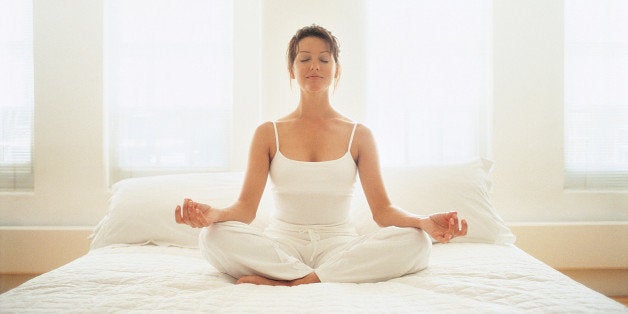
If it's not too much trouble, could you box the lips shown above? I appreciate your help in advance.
[306,75,323,79]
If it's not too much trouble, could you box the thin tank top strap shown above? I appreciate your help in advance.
[272,121,280,151]
[347,122,358,152]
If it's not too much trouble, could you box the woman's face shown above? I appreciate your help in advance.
[291,36,339,94]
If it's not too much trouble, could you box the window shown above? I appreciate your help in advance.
[564,0,628,189]
[0,1,34,190]
[365,1,492,166]
[105,0,233,183]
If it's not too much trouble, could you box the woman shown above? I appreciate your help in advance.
[175,25,467,286]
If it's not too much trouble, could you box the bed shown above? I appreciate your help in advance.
[1,160,625,312]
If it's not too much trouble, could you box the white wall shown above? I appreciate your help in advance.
[491,0,628,222]
[260,0,366,122]
[1,0,107,226]
[1,0,626,227]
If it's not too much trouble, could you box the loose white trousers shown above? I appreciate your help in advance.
[199,219,432,283]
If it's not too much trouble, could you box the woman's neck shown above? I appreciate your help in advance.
[296,91,336,119]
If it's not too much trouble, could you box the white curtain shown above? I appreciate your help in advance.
[365,1,492,167]
[564,0,628,189]
[105,0,233,183]
[0,0,33,190]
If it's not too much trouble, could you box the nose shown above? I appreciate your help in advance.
[310,61,320,70]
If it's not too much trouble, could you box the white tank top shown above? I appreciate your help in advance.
[269,121,358,225]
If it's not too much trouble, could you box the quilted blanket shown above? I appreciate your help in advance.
[1,243,625,312]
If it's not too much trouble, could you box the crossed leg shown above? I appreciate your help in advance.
[200,222,431,286]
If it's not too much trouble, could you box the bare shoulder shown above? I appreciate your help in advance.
[347,123,377,163]
[353,123,376,145]
[332,113,356,124]
[276,113,298,123]
[251,121,276,146]
[256,121,275,132]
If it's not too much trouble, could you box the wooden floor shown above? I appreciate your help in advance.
[0,274,37,294]
[611,296,628,306]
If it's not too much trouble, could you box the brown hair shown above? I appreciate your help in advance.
[287,24,340,77]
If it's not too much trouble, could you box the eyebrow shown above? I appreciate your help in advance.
[297,50,331,54]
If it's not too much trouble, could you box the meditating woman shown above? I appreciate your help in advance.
[175,24,468,286]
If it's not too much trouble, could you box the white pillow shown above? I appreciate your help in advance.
[90,172,274,249]
[91,159,514,249]
[350,159,516,244]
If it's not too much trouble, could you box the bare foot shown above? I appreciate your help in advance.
[236,272,320,286]
[236,275,290,286]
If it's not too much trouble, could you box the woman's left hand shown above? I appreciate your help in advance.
[175,198,217,228]
[420,212,468,243]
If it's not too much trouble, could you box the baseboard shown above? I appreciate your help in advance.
[1,223,626,296]
[508,221,628,296]
[507,221,628,269]
[0,226,92,274]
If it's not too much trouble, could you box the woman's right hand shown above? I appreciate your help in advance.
[175,198,217,228]
[420,211,468,243]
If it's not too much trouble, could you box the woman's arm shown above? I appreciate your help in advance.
[175,122,274,227]
[354,124,467,242]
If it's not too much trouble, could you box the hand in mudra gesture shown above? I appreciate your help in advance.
[175,198,217,228]
[421,212,468,243]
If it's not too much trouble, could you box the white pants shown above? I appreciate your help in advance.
[199,219,431,283]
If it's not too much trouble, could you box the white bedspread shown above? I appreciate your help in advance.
[1,243,625,313]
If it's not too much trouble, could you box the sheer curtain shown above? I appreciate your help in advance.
[564,0,628,189]
[365,1,492,167]
[105,0,233,184]
[0,0,33,190]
